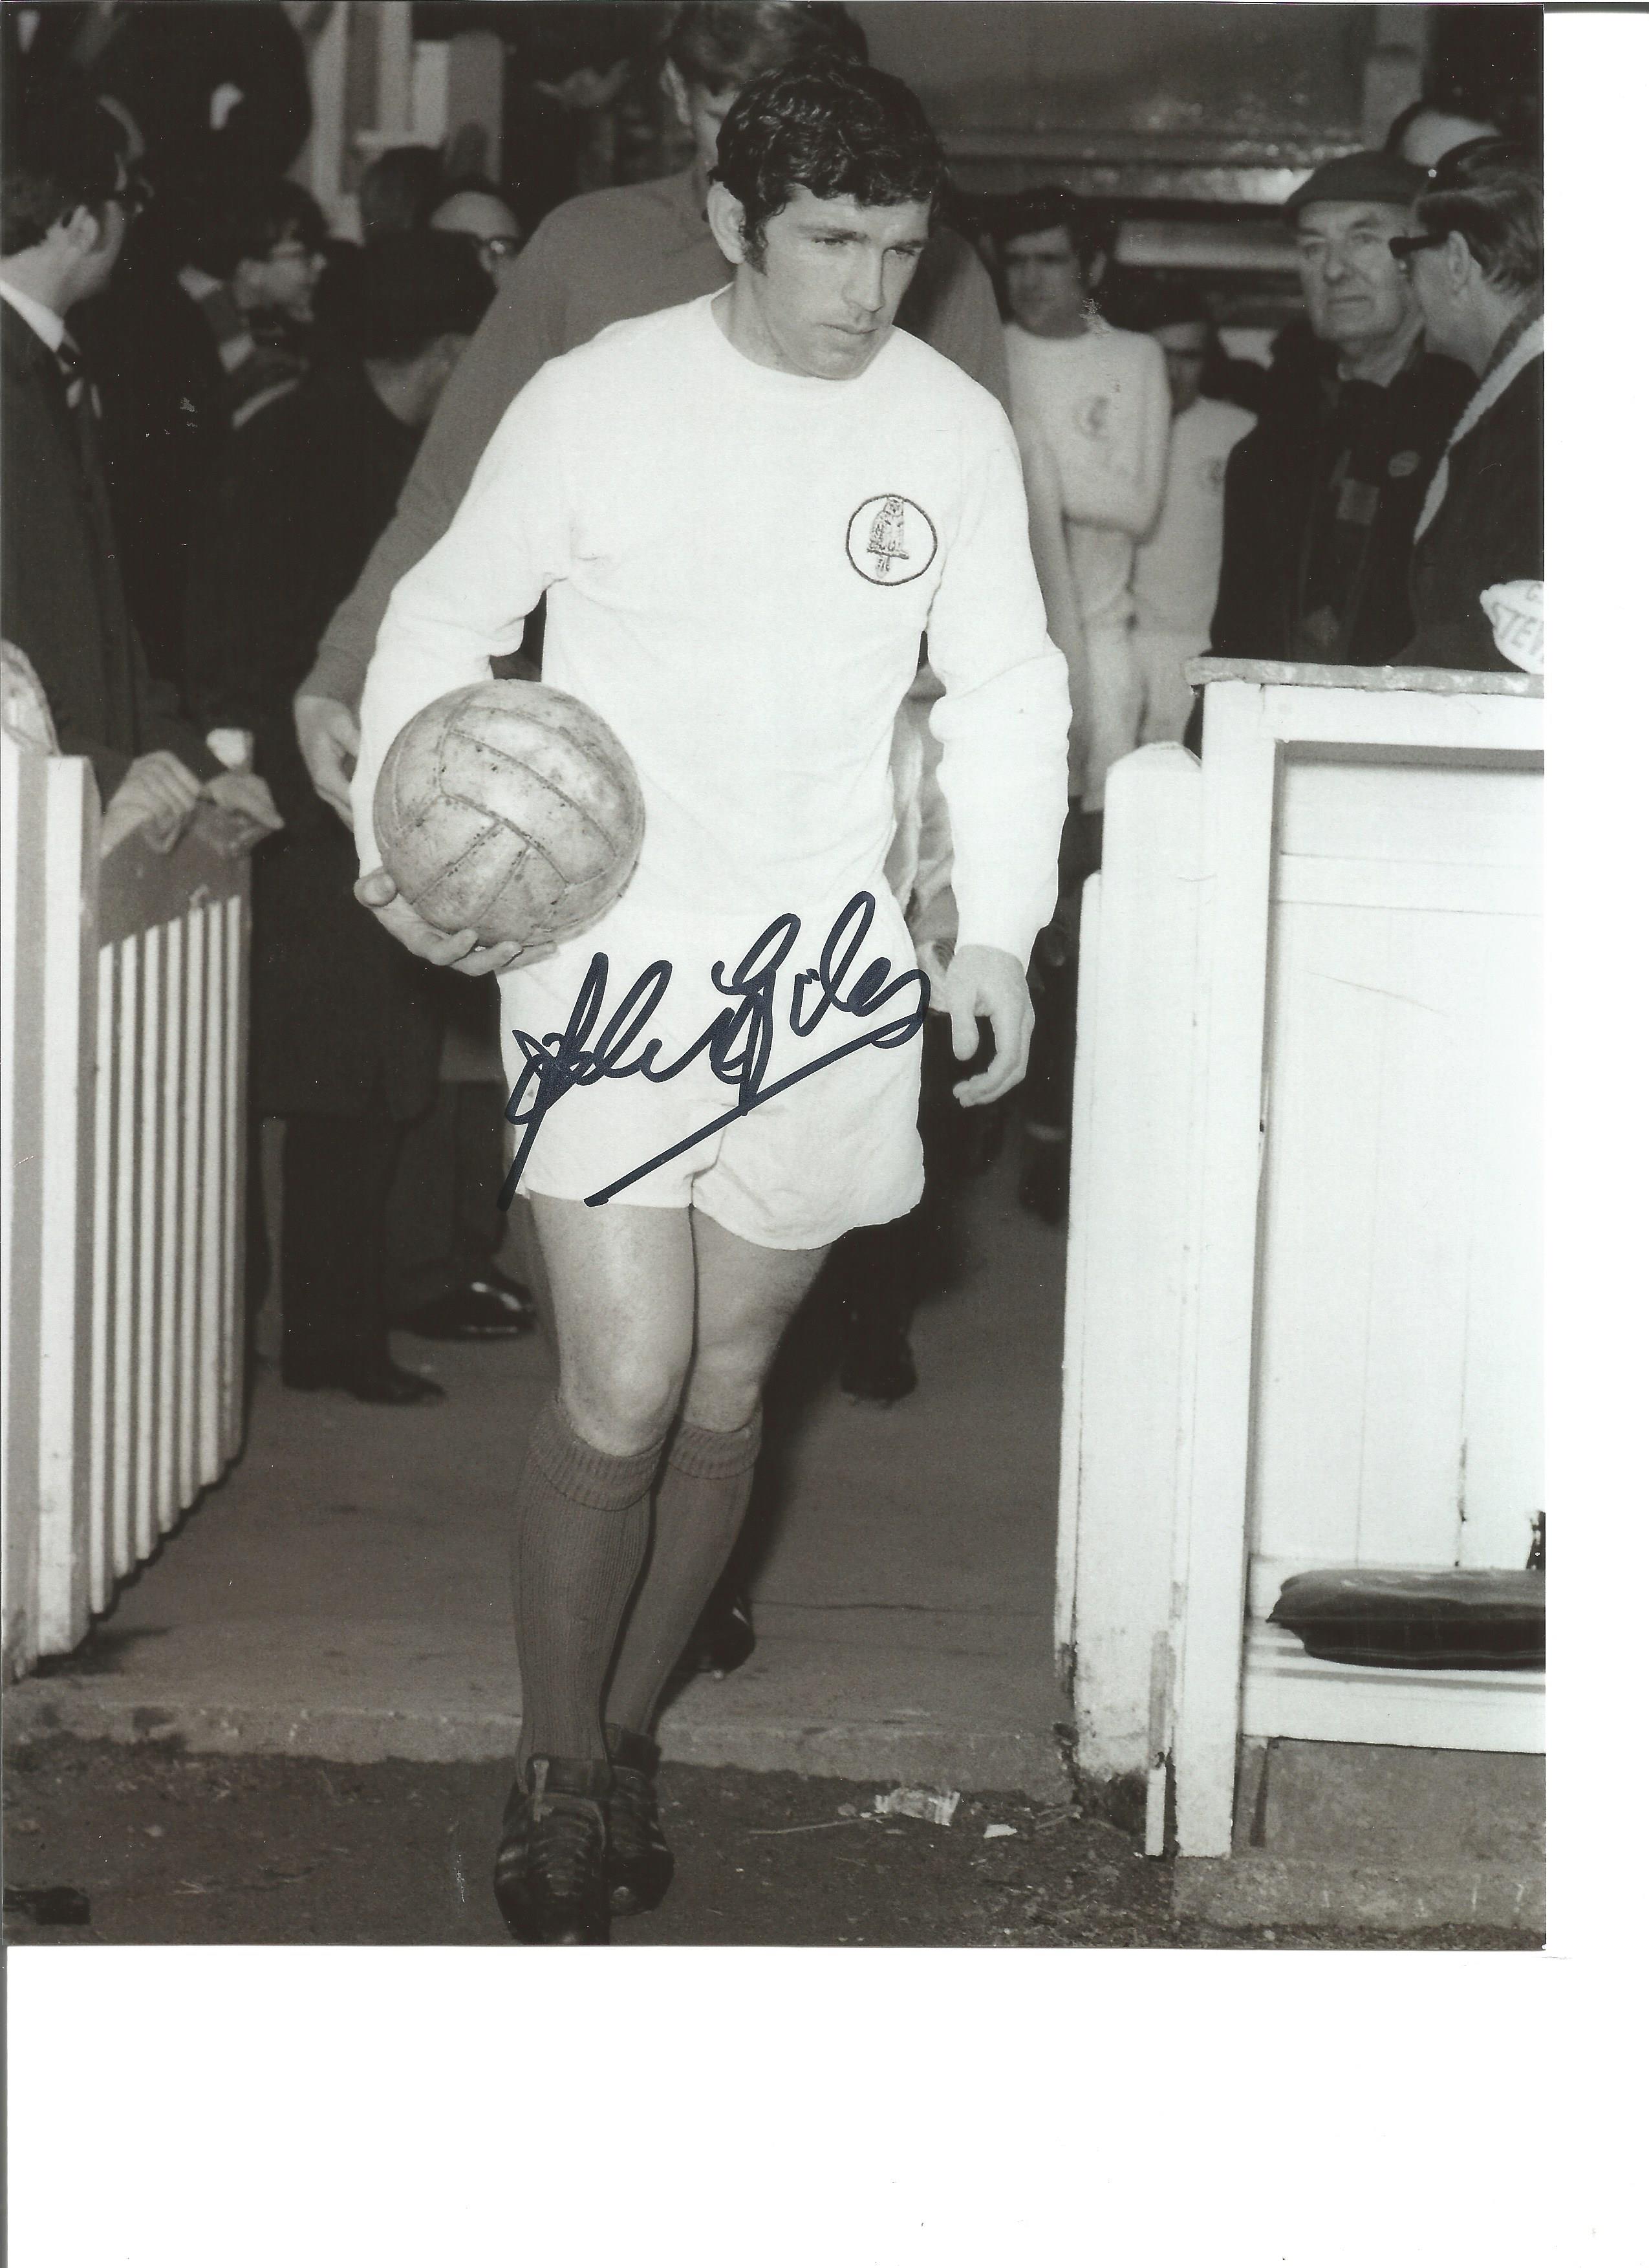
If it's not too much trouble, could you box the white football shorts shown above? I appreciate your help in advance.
[495,878,926,1251]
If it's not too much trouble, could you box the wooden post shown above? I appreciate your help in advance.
[1061,746,1205,1778]
[1167,680,1277,1858]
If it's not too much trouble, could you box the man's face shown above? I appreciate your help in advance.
[431,189,523,292]
[667,65,740,178]
[1401,234,1461,358]
[738,188,930,380]
[1154,319,1209,416]
[237,226,323,321]
[76,194,128,300]
[1002,224,1090,338]
[1294,200,1414,354]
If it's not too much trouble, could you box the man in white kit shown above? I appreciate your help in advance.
[351,55,1069,1943]
[1000,188,1170,821]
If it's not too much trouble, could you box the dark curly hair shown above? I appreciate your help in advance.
[996,186,1115,273]
[191,177,328,281]
[711,55,943,258]
[1414,138,1542,296]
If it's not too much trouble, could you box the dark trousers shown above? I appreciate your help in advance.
[1021,945,1079,1136]
[383,1079,509,1316]
[280,1111,405,1376]
[833,1012,1002,1332]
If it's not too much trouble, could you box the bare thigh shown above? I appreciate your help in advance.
[682,1209,830,1431]
[527,1197,696,1454]
[527,1199,830,1450]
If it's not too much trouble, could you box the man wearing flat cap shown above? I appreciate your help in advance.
[1209,151,1472,669]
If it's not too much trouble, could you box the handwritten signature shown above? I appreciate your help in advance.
[499,891,929,1208]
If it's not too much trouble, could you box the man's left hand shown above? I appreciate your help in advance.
[934,944,1034,1106]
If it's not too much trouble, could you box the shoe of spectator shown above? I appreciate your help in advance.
[283,1356,446,1404]
[603,1724,674,1915]
[493,1756,611,1946]
[481,1262,535,1312]
[687,1588,757,1679]
[1018,1134,1070,1228]
[400,1279,535,1339]
[840,1313,918,1405]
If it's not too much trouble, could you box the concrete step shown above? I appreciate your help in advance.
[1178,1738,1547,1930]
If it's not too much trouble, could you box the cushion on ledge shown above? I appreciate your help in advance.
[1268,1567,1544,1671]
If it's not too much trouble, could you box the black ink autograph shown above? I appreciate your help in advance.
[499,891,929,1209]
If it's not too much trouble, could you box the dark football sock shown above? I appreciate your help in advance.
[511,1398,663,1783]
[604,1410,763,1739]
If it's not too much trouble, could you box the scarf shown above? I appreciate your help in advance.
[1414,299,1543,545]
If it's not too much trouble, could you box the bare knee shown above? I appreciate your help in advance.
[680,1341,766,1433]
[561,1348,686,1455]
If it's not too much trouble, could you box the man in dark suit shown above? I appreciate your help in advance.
[187,233,493,1405]
[0,88,274,848]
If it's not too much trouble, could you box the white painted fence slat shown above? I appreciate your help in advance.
[34,756,99,1650]
[157,919,184,1534]
[135,923,162,1560]
[111,936,139,1584]
[178,907,205,1510]
[1,728,47,1674]
[89,946,116,1612]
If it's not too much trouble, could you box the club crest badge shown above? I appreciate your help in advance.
[846,493,938,586]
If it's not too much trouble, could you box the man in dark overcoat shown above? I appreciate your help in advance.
[187,232,493,1403]
[1209,153,1474,669]
[1392,141,1543,671]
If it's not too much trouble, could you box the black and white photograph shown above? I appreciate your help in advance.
[5,0,1628,2251]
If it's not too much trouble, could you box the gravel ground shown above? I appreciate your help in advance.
[4,1736,1541,1949]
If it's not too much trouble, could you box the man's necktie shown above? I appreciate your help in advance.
[54,331,105,493]
[55,332,87,409]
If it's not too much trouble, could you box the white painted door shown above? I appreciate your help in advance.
[1247,756,1543,1607]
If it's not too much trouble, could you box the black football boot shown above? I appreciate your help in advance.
[602,1725,674,1916]
[493,1756,611,1945]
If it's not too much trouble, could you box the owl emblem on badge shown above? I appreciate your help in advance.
[846,493,938,586]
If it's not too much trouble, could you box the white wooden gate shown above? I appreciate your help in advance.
[1058,662,1544,1857]
[2,673,249,1680]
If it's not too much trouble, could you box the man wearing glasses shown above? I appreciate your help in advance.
[429,182,525,296]
[1209,151,1472,671]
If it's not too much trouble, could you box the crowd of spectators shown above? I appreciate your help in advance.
[0,61,540,1403]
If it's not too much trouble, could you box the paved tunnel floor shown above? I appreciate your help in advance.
[10,1144,1073,1799]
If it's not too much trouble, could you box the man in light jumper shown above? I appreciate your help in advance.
[1129,286,1255,748]
[350,54,1069,1947]
[1000,187,1170,820]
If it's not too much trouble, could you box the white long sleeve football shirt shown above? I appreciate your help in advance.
[356,293,1069,966]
